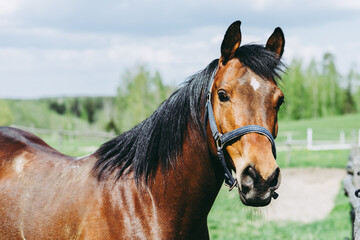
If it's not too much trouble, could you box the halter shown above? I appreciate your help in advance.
[205,70,277,191]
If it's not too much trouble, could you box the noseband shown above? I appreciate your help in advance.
[205,70,277,191]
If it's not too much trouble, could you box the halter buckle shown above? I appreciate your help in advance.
[227,179,238,191]
[206,92,211,102]
[213,132,223,149]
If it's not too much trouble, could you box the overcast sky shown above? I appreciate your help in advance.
[1,0,360,98]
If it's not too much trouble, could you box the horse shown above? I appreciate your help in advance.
[0,20,285,239]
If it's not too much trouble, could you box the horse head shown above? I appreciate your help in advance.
[208,21,285,207]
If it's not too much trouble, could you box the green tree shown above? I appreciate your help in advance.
[84,97,96,124]
[49,101,66,115]
[115,65,172,132]
[0,100,14,126]
[321,53,344,116]
[355,88,360,113]
[306,59,320,118]
[70,98,81,117]
[279,53,360,120]
[280,59,309,120]
[344,66,359,113]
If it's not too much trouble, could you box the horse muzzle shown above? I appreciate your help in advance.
[238,165,281,207]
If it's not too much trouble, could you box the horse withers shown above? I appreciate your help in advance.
[0,20,285,239]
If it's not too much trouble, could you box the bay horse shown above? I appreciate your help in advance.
[0,21,285,239]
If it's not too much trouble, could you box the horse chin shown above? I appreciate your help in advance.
[238,188,272,207]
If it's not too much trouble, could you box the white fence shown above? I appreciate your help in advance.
[11,125,116,139]
[10,125,116,150]
[277,128,360,152]
[10,125,360,153]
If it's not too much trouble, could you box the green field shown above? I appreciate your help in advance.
[34,133,106,156]
[276,113,360,142]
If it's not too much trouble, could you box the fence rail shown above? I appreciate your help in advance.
[344,146,360,240]
[277,128,360,152]
[10,125,360,152]
[10,125,116,151]
[11,125,116,139]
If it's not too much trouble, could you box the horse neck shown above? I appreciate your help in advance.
[149,126,224,234]
[99,124,224,238]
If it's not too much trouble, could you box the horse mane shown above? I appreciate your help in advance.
[93,59,218,184]
[92,44,283,185]
[236,44,284,81]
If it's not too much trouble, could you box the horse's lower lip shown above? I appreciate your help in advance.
[238,189,272,207]
[238,189,250,205]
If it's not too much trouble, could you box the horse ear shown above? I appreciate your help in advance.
[266,27,285,59]
[220,21,242,66]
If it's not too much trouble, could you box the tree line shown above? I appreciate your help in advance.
[0,53,359,132]
[110,57,360,131]
[279,53,360,120]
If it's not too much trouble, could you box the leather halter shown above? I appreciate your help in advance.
[205,69,277,191]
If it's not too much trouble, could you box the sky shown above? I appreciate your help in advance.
[1,0,360,98]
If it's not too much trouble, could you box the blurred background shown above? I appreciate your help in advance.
[0,0,359,239]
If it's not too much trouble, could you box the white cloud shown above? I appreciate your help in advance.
[0,0,20,15]
[330,0,360,9]
[0,0,360,97]
[247,0,360,11]
[0,26,221,98]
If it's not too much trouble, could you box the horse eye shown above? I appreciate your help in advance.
[276,97,284,109]
[218,90,229,102]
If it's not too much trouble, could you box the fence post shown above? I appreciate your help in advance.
[340,131,345,145]
[307,128,313,150]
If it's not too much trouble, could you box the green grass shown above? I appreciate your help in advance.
[276,149,350,168]
[7,99,89,130]
[274,113,357,170]
[277,113,360,142]
[209,186,351,240]
[36,133,106,157]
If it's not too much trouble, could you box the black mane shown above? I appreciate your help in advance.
[93,44,283,184]
[236,44,284,81]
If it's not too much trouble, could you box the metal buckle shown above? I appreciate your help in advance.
[206,92,211,102]
[213,132,223,149]
[224,176,238,191]
[228,179,238,191]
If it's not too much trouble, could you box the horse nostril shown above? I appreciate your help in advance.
[248,166,257,180]
[241,166,257,189]
[268,167,280,188]
[242,166,257,180]
[241,184,250,195]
